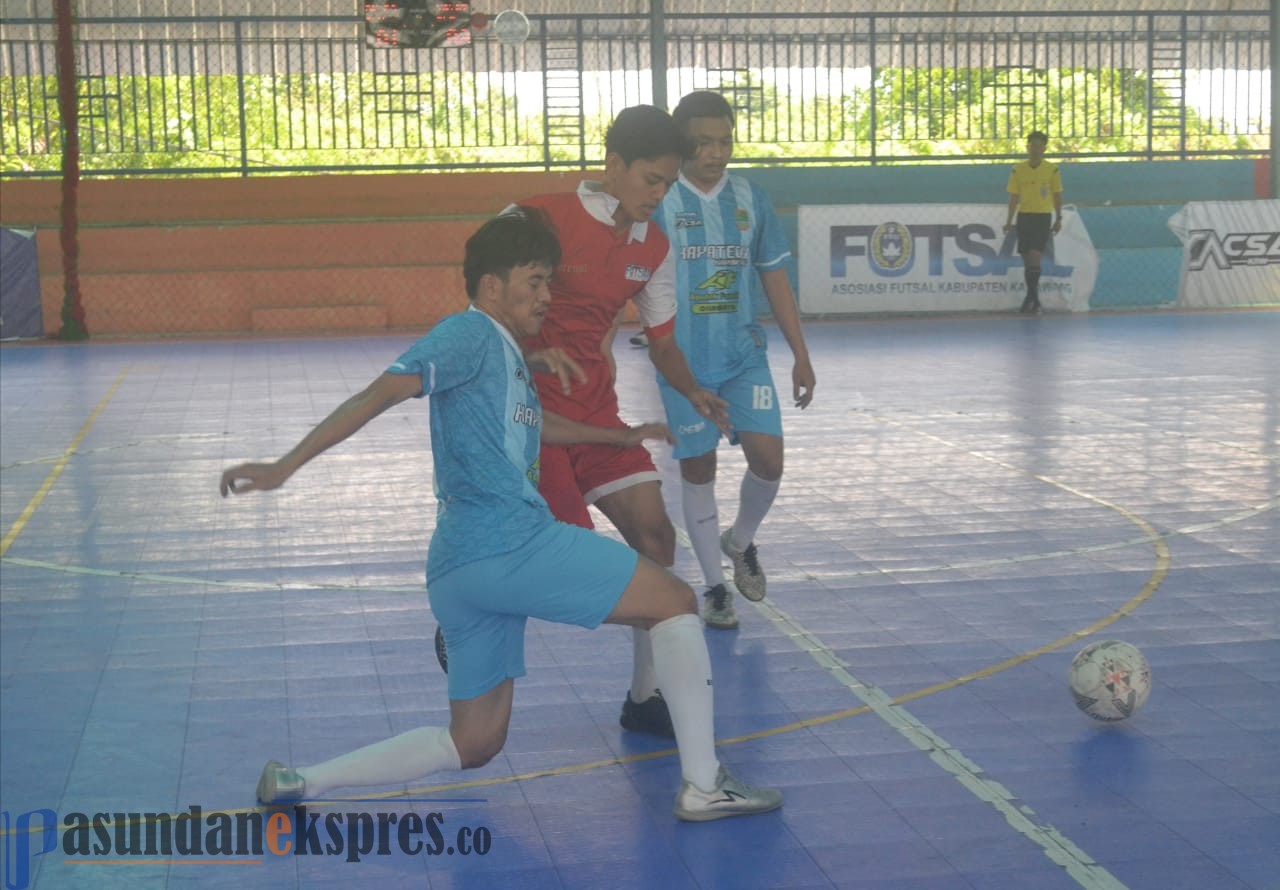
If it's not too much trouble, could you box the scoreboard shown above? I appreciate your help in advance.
[364,1,473,48]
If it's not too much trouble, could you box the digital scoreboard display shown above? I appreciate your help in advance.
[364,2,473,48]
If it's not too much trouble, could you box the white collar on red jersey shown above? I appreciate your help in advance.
[577,180,651,244]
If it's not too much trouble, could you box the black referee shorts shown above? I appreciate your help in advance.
[1015,212,1053,255]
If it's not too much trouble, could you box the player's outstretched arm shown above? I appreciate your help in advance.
[541,411,675,448]
[759,267,815,409]
[220,372,422,496]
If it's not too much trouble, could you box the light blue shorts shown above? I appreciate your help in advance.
[659,363,784,460]
[428,521,638,701]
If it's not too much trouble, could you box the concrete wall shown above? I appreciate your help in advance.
[0,158,1266,337]
[0,172,579,336]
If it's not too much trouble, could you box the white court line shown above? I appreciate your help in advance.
[756,598,1128,889]
[0,556,423,594]
[672,410,1278,887]
[676,521,1132,888]
[668,418,1230,889]
[2,496,1271,594]
[801,497,1278,579]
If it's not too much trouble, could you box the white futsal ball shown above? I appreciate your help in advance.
[1068,640,1151,722]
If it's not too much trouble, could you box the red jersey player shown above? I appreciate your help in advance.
[524,106,730,737]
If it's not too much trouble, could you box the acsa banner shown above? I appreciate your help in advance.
[1168,199,1280,308]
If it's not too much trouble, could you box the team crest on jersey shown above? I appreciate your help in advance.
[675,211,702,229]
[736,208,750,232]
[624,264,652,282]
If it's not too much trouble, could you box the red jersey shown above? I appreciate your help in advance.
[519,184,676,421]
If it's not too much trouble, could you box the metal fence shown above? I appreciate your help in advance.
[0,8,1271,177]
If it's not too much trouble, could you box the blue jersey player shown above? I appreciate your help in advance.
[219,209,781,822]
[651,91,816,629]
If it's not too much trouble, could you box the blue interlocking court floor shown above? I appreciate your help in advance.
[1,311,1277,890]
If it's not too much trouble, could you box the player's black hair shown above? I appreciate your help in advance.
[1027,130,1049,144]
[673,91,735,133]
[672,91,736,160]
[604,105,683,166]
[672,91,736,159]
[463,206,561,299]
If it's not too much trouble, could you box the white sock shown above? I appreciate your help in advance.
[649,613,720,792]
[630,627,660,702]
[730,469,780,551]
[296,726,461,797]
[681,478,726,588]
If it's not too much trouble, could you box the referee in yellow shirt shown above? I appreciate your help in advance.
[1004,131,1063,313]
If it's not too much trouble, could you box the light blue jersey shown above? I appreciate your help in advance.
[388,308,549,581]
[654,171,792,385]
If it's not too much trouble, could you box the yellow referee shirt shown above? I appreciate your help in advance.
[1006,160,1063,214]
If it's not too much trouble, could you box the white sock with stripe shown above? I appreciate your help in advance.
[730,469,780,551]
[631,626,660,702]
[681,477,726,588]
[649,613,720,792]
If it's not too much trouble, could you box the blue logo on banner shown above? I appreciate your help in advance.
[2,810,58,890]
[830,223,1074,278]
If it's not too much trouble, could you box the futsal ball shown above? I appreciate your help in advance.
[1067,640,1151,722]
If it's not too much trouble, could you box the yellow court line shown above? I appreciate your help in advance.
[6,497,1174,836]
[0,409,1210,839]
[0,368,131,557]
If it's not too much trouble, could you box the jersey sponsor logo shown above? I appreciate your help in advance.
[512,402,539,427]
[1187,230,1280,270]
[691,269,739,315]
[700,269,737,290]
[624,264,652,282]
[679,244,749,265]
[675,211,702,229]
[736,208,750,232]
[514,364,539,394]
[559,263,588,275]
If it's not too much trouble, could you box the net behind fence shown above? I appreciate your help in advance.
[0,1,1271,337]
[0,2,1269,175]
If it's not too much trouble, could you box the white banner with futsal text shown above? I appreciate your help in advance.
[797,204,1098,314]
[1167,200,1280,308]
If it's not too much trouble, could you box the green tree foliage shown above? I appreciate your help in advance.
[862,66,1265,158]
[0,64,1266,177]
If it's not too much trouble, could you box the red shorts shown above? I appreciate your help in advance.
[538,439,661,530]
